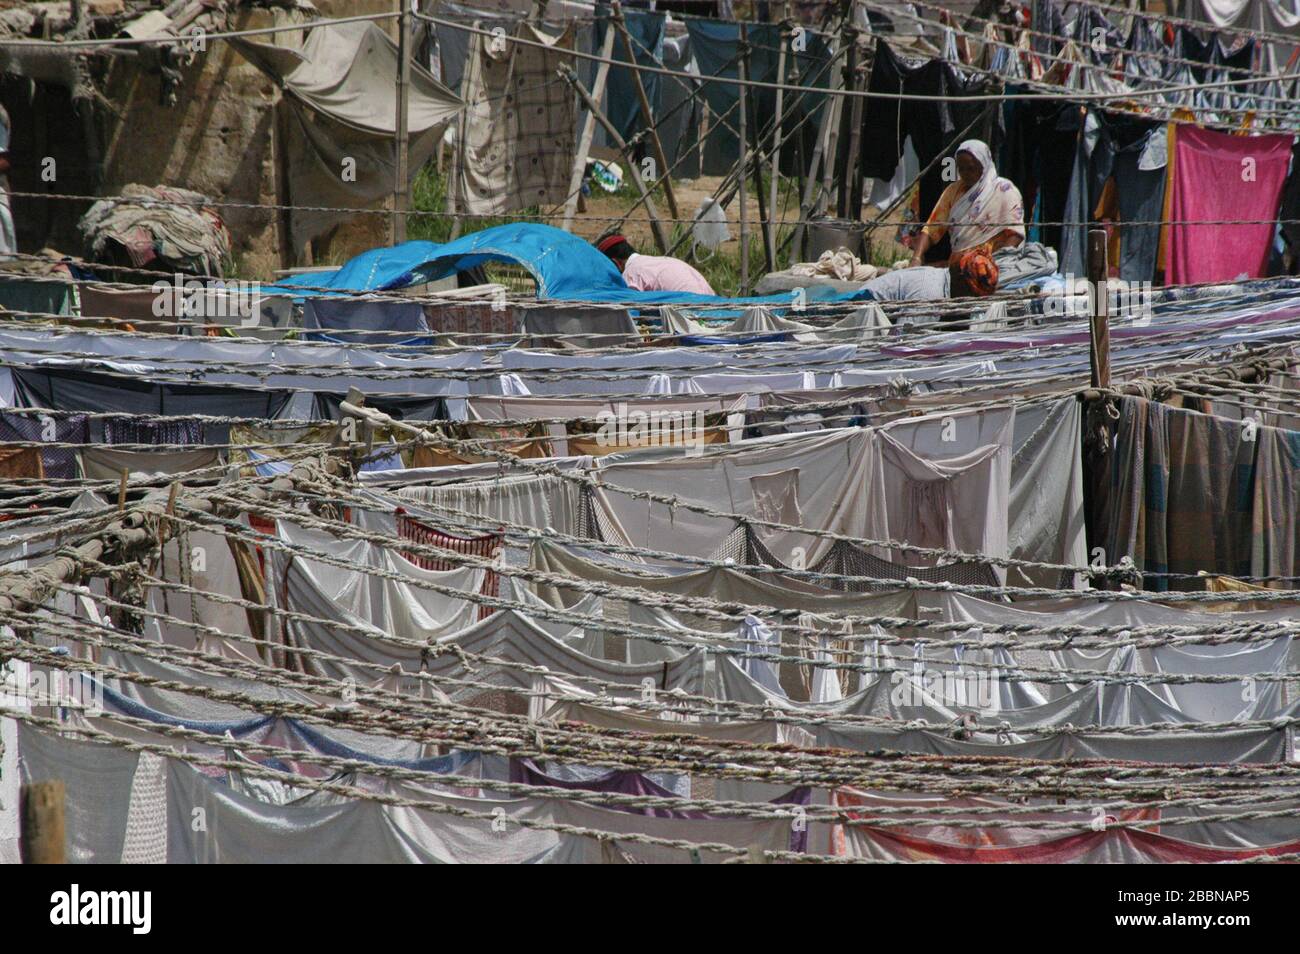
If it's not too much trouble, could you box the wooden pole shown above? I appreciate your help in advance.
[21,780,65,864]
[560,66,671,253]
[747,36,773,277]
[840,29,866,220]
[833,27,857,219]
[738,23,750,293]
[1088,227,1111,389]
[611,2,680,222]
[0,455,342,619]
[817,76,842,216]
[766,25,788,270]
[273,99,297,268]
[563,25,618,231]
[794,39,844,260]
[789,51,808,243]
[393,1,412,245]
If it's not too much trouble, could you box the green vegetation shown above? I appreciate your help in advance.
[408,165,538,245]
[407,163,905,297]
[669,175,905,295]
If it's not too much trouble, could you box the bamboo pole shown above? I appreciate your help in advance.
[611,1,680,222]
[273,99,296,268]
[767,24,789,269]
[0,457,340,615]
[793,38,844,260]
[559,65,671,253]
[393,0,412,245]
[738,23,750,293]
[835,26,864,220]
[563,25,618,231]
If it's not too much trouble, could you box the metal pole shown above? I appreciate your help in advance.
[393,0,412,245]
[738,22,750,293]
[1088,228,1111,389]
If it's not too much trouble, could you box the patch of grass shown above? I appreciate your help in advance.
[408,165,541,245]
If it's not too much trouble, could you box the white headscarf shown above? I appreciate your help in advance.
[947,139,1026,253]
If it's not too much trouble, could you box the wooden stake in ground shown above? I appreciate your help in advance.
[612,2,680,222]
[21,780,65,864]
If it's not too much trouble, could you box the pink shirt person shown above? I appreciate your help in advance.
[622,252,716,295]
[595,234,716,296]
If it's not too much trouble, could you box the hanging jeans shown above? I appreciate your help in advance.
[1113,139,1167,283]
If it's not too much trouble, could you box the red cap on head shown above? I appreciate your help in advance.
[597,234,629,255]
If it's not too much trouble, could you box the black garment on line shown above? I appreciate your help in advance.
[1107,117,1166,284]
[1275,140,1300,273]
[858,41,998,260]
[1177,28,1255,81]
[999,96,1078,256]
[10,367,295,447]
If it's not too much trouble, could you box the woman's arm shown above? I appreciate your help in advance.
[908,232,933,268]
[909,183,958,267]
[987,229,1023,254]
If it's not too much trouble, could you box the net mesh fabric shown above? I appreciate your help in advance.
[121,751,168,864]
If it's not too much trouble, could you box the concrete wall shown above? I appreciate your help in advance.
[101,2,400,278]
[99,6,284,278]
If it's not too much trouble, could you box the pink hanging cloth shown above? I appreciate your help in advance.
[1167,126,1294,285]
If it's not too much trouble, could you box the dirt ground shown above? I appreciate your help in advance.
[576,174,728,243]
[571,160,910,268]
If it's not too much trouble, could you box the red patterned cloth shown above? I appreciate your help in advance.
[396,509,503,619]
[953,247,999,296]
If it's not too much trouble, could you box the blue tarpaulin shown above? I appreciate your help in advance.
[273,223,863,308]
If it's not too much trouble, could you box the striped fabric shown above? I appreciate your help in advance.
[396,509,503,619]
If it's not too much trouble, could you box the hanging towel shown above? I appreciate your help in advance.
[1167,126,1294,284]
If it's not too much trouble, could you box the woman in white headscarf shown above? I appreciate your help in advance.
[908,139,1025,267]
